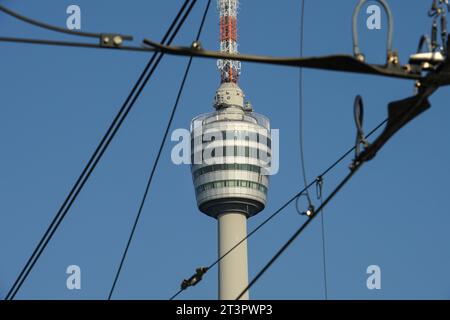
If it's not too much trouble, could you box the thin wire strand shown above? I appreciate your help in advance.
[5,0,195,300]
[318,184,328,300]
[0,4,131,39]
[298,0,328,300]
[0,37,151,52]
[169,289,184,301]
[107,0,211,299]
[298,0,312,207]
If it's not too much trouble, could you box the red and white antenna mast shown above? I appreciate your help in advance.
[217,0,241,84]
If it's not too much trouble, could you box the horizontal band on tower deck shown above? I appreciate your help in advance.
[195,179,268,195]
[191,130,272,145]
[191,140,271,155]
[191,147,271,164]
[192,163,263,179]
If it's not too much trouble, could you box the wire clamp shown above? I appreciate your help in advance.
[316,176,324,200]
[302,204,315,218]
[350,95,370,170]
[191,40,202,50]
[181,267,208,290]
[100,34,126,47]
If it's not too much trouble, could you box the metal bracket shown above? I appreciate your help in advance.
[180,267,208,290]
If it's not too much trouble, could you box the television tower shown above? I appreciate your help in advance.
[190,0,272,300]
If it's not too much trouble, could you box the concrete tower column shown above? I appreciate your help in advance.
[218,212,249,300]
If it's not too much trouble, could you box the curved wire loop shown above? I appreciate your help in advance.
[295,192,315,217]
[353,95,369,160]
[352,0,394,62]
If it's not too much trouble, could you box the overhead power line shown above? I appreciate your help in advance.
[4,0,197,300]
[235,81,442,299]
[0,36,151,52]
[0,4,423,81]
[107,0,212,300]
[236,161,363,300]
[0,4,132,42]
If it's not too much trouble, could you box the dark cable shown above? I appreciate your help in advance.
[236,162,363,300]
[0,4,419,82]
[316,178,328,300]
[0,4,132,40]
[298,0,312,208]
[0,37,152,52]
[5,0,196,300]
[170,117,387,299]
[0,33,422,81]
[170,289,184,301]
[417,35,432,53]
[107,0,211,299]
[236,91,430,299]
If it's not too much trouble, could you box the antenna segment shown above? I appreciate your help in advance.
[217,0,241,83]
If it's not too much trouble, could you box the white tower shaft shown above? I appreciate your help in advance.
[218,213,249,300]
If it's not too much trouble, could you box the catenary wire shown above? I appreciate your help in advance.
[0,7,422,83]
[317,181,328,300]
[0,36,152,52]
[107,0,212,299]
[0,4,422,82]
[235,162,363,300]
[5,0,196,300]
[0,4,132,40]
[234,87,434,299]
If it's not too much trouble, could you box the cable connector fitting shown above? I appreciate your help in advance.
[191,40,202,50]
[301,204,315,218]
[181,267,208,290]
[100,34,130,47]
[387,51,399,65]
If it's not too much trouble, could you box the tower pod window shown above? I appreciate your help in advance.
[193,163,263,179]
[196,179,268,194]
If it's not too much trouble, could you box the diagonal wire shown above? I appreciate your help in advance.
[0,4,131,39]
[236,162,363,300]
[0,37,152,51]
[108,0,212,299]
[5,0,196,300]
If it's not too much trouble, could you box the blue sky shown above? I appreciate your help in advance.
[1,0,449,300]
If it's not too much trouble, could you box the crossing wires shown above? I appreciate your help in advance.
[108,0,212,299]
[4,0,198,300]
